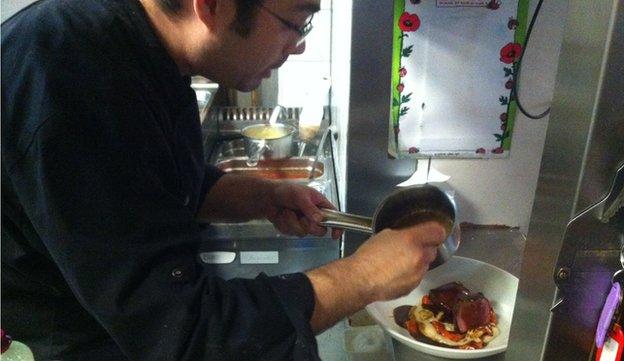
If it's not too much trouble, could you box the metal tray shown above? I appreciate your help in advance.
[215,157,324,180]
[210,106,301,137]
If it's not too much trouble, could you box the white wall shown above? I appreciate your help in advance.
[1,0,35,21]
[277,0,332,107]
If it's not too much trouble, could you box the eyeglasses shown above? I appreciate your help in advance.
[258,4,314,45]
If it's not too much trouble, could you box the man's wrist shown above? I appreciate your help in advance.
[257,178,278,218]
[340,255,378,306]
[305,255,377,332]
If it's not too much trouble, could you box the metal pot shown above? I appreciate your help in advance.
[241,124,295,166]
[319,184,460,269]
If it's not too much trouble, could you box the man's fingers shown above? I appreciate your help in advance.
[268,211,288,235]
[425,246,438,264]
[271,183,342,238]
[295,196,323,226]
[296,187,338,224]
[284,209,308,237]
[404,221,449,247]
[300,216,326,237]
[331,228,343,240]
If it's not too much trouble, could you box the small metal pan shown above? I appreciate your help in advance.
[320,184,460,269]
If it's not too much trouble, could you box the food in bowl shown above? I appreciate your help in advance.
[393,282,499,350]
[242,125,291,139]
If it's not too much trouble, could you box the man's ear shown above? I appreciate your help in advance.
[193,0,218,27]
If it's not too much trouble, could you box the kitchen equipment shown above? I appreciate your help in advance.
[241,123,296,166]
[215,157,324,181]
[319,184,460,269]
[268,105,283,125]
[207,106,300,135]
[308,126,332,181]
[506,1,624,360]
[297,123,320,157]
[366,256,519,359]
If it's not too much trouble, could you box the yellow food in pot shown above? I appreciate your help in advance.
[243,125,290,139]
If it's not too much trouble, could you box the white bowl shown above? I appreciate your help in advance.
[365,256,519,359]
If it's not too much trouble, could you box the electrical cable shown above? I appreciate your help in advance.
[512,0,550,119]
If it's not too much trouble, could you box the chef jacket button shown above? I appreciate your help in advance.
[171,268,183,278]
[183,195,190,206]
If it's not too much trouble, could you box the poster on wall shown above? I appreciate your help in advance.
[389,0,530,159]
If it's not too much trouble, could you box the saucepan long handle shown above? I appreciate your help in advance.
[319,209,374,234]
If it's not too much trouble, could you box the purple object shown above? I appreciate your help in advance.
[596,282,622,348]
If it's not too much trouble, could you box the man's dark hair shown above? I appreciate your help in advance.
[155,0,260,36]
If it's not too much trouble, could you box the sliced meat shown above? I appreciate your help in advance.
[429,282,470,313]
[453,293,493,333]
[393,305,413,327]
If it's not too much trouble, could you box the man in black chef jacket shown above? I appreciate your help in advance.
[1,0,447,360]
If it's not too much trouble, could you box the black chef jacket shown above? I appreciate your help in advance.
[1,0,319,360]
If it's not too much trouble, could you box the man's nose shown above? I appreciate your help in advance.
[291,39,306,55]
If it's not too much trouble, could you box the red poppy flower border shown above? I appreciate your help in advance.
[475,18,523,156]
[393,10,420,143]
[394,2,526,157]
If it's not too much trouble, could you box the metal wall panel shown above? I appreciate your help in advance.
[345,0,416,256]
[507,1,624,360]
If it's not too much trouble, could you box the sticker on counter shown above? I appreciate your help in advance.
[199,252,236,264]
[240,251,279,264]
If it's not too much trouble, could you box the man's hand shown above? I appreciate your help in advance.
[305,221,447,333]
[348,222,446,301]
[198,174,342,239]
[265,181,342,239]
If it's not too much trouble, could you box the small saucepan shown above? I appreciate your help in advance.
[241,124,296,166]
[320,184,460,269]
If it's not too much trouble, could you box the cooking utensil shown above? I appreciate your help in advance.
[215,157,324,181]
[241,123,295,166]
[426,156,432,183]
[366,256,518,359]
[308,127,331,181]
[268,105,283,125]
[319,184,460,269]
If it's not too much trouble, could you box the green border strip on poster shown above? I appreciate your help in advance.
[390,0,405,155]
[503,0,529,150]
